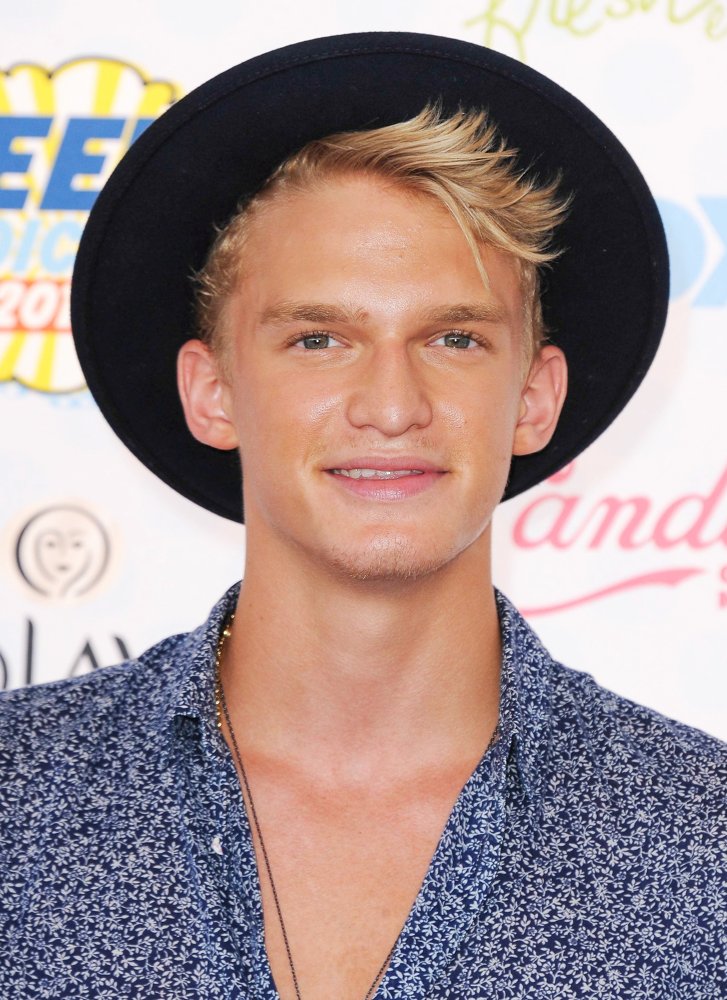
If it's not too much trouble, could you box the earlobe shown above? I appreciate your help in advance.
[512,345,568,457]
[177,339,239,450]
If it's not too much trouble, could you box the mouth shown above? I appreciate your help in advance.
[330,468,425,480]
[325,459,445,500]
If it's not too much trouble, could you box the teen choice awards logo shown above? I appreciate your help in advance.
[0,58,180,393]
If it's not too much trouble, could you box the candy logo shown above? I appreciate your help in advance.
[15,504,111,599]
[0,58,179,393]
[509,462,727,614]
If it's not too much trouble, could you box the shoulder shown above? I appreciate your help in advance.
[547,658,726,826]
[550,659,726,765]
[0,630,189,784]
[498,588,725,804]
[539,661,726,978]
[0,628,186,717]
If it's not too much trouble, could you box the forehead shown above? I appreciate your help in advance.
[233,174,524,323]
[247,173,451,257]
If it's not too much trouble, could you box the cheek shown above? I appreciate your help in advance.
[443,381,520,444]
[437,398,467,431]
[446,385,521,484]
[233,373,343,470]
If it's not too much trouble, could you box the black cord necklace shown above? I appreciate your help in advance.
[214,614,400,1000]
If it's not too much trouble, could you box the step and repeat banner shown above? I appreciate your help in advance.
[0,1,725,739]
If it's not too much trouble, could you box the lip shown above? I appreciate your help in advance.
[324,457,447,501]
[326,456,444,473]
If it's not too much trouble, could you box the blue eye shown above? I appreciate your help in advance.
[301,334,331,349]
[437,332,473,349]
[294,332,346,349]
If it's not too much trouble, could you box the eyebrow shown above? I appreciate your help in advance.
[421,303,507,325]
[259,300,507,327]
[259,302,369,326]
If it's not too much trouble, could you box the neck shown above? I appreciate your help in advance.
[221,529,501,786]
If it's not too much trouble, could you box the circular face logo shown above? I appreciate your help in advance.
[15,504,110,599]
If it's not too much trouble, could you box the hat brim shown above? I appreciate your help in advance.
[71,31,669,523]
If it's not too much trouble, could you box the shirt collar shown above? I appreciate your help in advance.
[494,587,554,808]
[158,581,241,741]
[158,582,553,807]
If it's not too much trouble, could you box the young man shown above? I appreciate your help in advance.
[1,33,724,1000]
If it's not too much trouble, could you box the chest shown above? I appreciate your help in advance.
[238,765,475,1000]
[11,763,714,1000]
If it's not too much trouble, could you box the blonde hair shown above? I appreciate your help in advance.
[195,105,570,365]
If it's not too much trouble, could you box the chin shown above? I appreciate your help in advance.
[323,532,467,584]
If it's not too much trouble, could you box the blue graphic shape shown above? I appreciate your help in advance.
[0,116,52,210]
[41,117,125,211]
[129,118,154,145]
[14,217,39,272]
[0,219,13,262]
[695,198,727,308]
[40,220,83,274]
[657,198,705,301]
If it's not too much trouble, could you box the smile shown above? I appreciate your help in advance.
[330,469,424,480]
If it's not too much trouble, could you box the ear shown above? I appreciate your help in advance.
[512,344,568,457]
[177,339,239,450]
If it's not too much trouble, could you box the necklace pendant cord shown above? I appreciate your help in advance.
[215,614,399,1000]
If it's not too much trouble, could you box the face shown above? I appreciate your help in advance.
[181,174,565,584]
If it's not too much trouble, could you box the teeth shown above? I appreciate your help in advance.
[333,468,424,480]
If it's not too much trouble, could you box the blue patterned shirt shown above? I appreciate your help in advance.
[1,584,725,998]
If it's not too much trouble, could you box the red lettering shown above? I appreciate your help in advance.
[512,466,727,552]
[652,467,727,548]
[582,496,651,549]
[512,494,580,548]
[513,493,652,549]
[0,279,70,332]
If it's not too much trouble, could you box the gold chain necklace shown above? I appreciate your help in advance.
[214,614,399,1000]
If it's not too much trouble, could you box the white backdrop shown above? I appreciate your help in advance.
[1,0,725,740]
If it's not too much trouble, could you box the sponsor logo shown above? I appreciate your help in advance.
[2,501,129,689]
[509,461,727,614]
[467,0,726,63]
[0,619,131,690]
[658,198,727,306]
[15,503,111,599]
[0,58,179,393]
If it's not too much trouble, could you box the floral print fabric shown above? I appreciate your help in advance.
[1,583,725,998]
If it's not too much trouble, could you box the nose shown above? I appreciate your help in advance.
[345,340,433,436]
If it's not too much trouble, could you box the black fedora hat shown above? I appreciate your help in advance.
[71,31,669,523]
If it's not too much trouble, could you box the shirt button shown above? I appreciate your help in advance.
[211,835,223,855]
